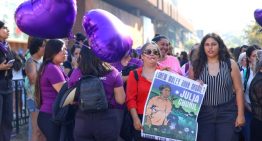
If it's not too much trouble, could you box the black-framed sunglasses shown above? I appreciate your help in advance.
[143,49,160,56]
[1,26,8,30]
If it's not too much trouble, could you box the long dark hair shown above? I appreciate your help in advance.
[78,41,111,77]
[11,51,23,71]
[35,39,64,108]
[192,33,232,79]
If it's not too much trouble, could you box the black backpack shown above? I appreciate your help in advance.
[77,75,108,112]
[53,75,108,125]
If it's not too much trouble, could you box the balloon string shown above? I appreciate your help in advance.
[67,37,91,49]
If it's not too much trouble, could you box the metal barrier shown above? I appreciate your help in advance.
[12,79,29,134]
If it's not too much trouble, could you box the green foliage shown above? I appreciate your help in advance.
[223,34,245,48]
[184,39,198,52]
[244,22,262,47]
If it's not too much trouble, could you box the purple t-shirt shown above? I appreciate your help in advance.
[40,63,67,113]
[68,67,124,108]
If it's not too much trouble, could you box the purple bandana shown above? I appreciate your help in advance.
[0,41,8,54]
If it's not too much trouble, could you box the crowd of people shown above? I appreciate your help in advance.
[0,19,262,141]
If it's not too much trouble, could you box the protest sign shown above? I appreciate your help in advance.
[142,70,207,141]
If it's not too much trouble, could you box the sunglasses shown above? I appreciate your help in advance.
[1,26,8,30]
[143,49,160,56]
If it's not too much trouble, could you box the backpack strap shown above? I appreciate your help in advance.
[133,69,139,81]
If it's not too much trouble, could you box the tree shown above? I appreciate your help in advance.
[183,38,198,52]
[244,22,262,47]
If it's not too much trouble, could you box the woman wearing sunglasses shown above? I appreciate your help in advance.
[126,42,161,141]
[152,35,182,75]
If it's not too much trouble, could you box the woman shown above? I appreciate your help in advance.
[189,33,245,141]
[152,35,182,75]
[68,42,125,141]
[0,20,14,141]
[249,50,262,141]
[179,51,189,67]
[181,44,199,77]
[35,39,68,141]
[63,44,81,76]
[238,52,247,71]
[24,37,46,141]
[241,45,258,141]
[126,42,161,141]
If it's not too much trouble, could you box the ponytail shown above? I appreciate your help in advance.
[34,60,51,108]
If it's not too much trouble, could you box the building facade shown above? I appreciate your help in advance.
[73,0,194,52]
[0,0,194,53]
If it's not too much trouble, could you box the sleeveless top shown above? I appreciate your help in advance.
[24,57,42,99]
[198,61,234,106]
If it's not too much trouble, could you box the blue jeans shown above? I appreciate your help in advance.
[27,99,38,141]
[197,98,239,141]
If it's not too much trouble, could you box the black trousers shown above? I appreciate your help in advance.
[74,109,119,141]
[38,112,61,141]
[0,93,13,141]
[250,118,262,141]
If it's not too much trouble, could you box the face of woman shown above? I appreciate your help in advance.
[0,26,9,41]
[73,48,81,59]
[156,38,169,56]
[241,57,247,67]
[204,37,219,59]
[141,44,160,65]
[248,50,257,65]
[161,87,171,98]
[53,45,67,64]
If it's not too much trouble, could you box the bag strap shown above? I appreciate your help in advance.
[133,69,139,81]
[132,69,139,99]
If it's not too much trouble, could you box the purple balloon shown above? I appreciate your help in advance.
[82,9,133,63]
[15,0,77,39]
[254,9,262,27]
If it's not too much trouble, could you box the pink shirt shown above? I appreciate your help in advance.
[158,55,182,75]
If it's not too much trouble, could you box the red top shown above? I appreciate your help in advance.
[126,67,159,115]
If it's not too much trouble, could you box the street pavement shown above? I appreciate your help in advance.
[11,124,28,141]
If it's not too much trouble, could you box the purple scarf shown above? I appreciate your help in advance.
[0,41,8,54]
